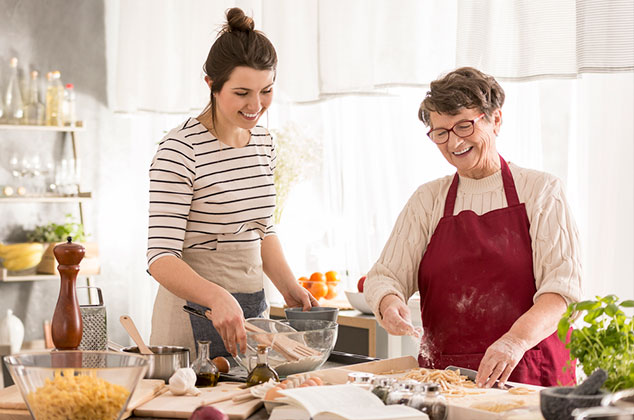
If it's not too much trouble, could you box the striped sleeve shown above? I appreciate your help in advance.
[264,132,277,237]
[147,133,196,266]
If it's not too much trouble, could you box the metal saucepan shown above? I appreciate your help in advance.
[108,341,189,382]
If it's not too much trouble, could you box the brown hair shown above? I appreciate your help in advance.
[203,8,278,125]
[418,67,505,127]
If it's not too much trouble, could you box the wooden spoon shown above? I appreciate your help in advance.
[119,315,154,355]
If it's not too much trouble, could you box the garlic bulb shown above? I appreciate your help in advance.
[168,367,200,396]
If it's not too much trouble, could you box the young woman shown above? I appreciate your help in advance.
[147,8,317,359]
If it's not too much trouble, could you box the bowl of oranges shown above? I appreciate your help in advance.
[298,270,342,301]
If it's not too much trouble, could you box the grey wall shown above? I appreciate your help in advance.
[0,0,136,347]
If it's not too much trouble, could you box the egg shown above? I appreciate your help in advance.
[302,378,318,387]
[310,376,324,386]
[212,356,230,374]
[264,386,285,401]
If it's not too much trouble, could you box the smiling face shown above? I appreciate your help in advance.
[429,107,503,179]
[208,66,275,131]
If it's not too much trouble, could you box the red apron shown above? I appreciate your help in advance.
[417,156,575,386]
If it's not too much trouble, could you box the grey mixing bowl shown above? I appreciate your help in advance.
[285,306,339,321]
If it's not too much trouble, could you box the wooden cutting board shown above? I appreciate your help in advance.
[0,378,164,419]
[133,382,262,419]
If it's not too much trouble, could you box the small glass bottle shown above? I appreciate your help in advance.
[191,340,219,387]
[62,83,76,126]
[385,379,418,406]
[45,70,64,126]
[24,71,45,125]
[4,57,24,124]
[371,376,396,403]
[407,383,448,420]
[245,344,279,387]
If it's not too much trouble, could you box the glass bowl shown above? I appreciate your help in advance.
[4,350,149,420]
[234,318,338,377]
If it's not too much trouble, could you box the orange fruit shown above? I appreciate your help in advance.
[310,272,326,283]
[325,270,340,283]
[310,281,328,300]
[298,276,309,289]
[325,282,338,300]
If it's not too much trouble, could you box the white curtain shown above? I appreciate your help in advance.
[105,0,634,337]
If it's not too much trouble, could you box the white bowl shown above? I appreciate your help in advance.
[345,291,374,314]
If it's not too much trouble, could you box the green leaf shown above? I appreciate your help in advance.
[557,318,571,342]
[605,303,620,317]
[621,300,634,308]
[584,307,605,323]
[574,300,600,311]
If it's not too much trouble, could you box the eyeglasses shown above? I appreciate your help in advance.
[427,113,486,144]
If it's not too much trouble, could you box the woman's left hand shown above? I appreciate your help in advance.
[476,333,528,388]
[284,284,320,311]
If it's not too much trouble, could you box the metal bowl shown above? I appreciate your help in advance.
[3,351,148,420]
[122,345,189,382]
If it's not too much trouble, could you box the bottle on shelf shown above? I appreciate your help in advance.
[191,340,219,387]
[62,83,77,126]
[24,71,45,125]
[245,344,279,387]
[45,70,64,126]
[4,57,25,124]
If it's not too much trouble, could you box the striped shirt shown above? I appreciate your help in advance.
[147,117,277,267]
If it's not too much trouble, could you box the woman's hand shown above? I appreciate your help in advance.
[476,333,528,388]
[284,284,319,311]
[378,294,418,336]
[208,289,247,357]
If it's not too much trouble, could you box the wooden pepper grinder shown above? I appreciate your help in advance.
[51,236,85,350]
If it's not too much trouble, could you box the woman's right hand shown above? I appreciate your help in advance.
[208,290,247,357]
[378,294,418,336]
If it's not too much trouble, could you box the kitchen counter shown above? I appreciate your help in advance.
[128,357,365,420]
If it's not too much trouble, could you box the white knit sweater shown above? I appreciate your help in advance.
[364,162,583,317]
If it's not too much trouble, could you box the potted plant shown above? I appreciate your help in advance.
[26,214,99,275]
[558,295,634,392]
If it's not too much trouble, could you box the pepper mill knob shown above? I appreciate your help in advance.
[51,236,85,350]
[53,236,85,265]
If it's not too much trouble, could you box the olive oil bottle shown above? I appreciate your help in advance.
[246,344,279,387]
[191,340,219,387]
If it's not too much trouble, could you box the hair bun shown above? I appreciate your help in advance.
[225,7,255,32]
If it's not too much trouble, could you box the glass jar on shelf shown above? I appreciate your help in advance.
[191,340,219,387]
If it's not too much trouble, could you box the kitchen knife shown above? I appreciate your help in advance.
[445,365,514,389]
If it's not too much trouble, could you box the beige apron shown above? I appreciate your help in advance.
[149,245,268,358]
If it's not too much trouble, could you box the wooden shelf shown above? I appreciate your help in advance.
[0,122,84,132]
[0,268,97,282]
[0,192,92,203]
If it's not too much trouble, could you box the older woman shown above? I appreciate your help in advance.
[365,67,582,388]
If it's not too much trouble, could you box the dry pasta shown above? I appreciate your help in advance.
[402,367,475,392]
[27,371,130,420]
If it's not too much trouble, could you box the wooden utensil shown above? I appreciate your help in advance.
[120,315,153,355]
[245,321,321,361]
